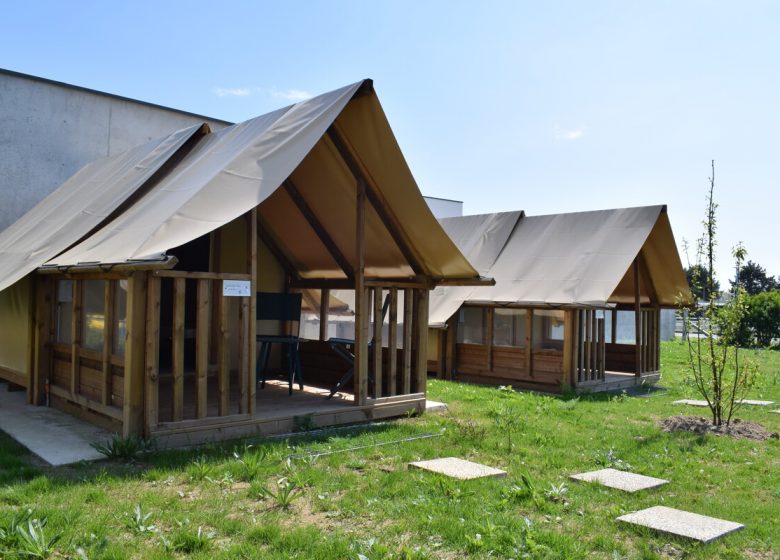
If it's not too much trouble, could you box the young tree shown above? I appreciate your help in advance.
[681,161,758,426]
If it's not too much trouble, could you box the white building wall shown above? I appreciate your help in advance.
[424,196,463,218]
[0,69,230,231]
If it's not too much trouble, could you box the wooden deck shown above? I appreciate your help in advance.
[151,376,425,447]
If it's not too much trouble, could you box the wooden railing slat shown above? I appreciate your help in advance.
[172,278,185,422]
[196,279,210,419]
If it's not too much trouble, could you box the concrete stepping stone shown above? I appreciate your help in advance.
[770,410,780,414]
[409,457,506,480]
[673,399,709,407]
[425,400,448,412]
[617,506,744,543]
[674,398,775,407]
[570,468,668,492]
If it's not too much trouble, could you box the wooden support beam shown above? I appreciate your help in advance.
[195,279,210,419]
[172,277,185,422]
[248,208,258,416]
[123,272,147,437]
[563,310,574,387]
[101,281,115,406]
[70,280,81,398]
[598,317,606,378]
[284,179,354,280]
[327,127,424,275]
[256,216,300,281]
[354,179,369,406]
[387,288,398,394]
[584,310,592,381]
[611,308,617,344]
[444,314,457,381]
[144,276,161,436]
[525,309,533,377]
[32,277,53,406]
[414,289,429,395]
[402,289,413,395]
[634,258,641,376]
[217,282,230,415]
[591,310,597,379]
[319,289,330,341]
[372,287,383,397]
[485,307,494,372]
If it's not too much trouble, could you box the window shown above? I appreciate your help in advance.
[81,280,105,351]
[56,280,73,344]
[532,309,564,351]
[457,307,487,344]
[615,310,636,344]
[493,308,527,347]
[113,280,128,356]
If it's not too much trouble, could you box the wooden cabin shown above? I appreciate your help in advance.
[0,80,487,446]
[427,207,691,393]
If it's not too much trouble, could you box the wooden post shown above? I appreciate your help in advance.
[634,258,641,376]
[172,277,185,422]
[563,310,574,387]
[238,293,250,414]
[123,272,147,438]
[387,288,398,394]
[485,307,494,373]
[70,279,81,398]
[248,208,257,416]
[319,288,330,342]
[414,288,429,395]
[583,310,591,381]
[101,281,115,406]
[402,288,413,395]
[372,287,383,398]
[144,276,161,435]
[217,282,230,415]
[32,276,53,406]
[598,317,606,379]
[525,309,533,377]
[611,308,617,344]
[195,279,210,419]
[590,310,597,379]
[354,180,369,405]
[445,314,457,381]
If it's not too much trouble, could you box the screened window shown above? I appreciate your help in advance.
[81,280,106,352]
[532,309,564,351]
[457,307,487,345]
[56,280,73,344]
[113,280,128,356]
[493,308,527,347]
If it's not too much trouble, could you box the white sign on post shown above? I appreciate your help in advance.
[222,280,251,297]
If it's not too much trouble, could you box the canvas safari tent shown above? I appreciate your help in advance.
[428,205,691,393]
[0,79,489,446]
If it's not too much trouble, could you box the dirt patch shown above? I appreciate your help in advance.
[659,415,779,441]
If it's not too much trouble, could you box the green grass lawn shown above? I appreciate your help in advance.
[1,341,778,559]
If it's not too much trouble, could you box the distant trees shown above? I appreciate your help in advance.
[730,260,778,295]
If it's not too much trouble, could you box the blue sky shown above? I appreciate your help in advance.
[2,0,778,283]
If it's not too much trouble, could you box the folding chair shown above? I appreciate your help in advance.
[256,292,303,395]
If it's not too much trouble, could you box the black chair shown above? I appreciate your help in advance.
[256,292,303,395]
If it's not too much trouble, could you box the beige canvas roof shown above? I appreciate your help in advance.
[0,124,206,292]
[429,205,691,327]
[47,80,478,282]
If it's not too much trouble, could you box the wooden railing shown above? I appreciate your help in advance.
[573,309,606,384]
[361,285,428,401]
[145,271,253,431]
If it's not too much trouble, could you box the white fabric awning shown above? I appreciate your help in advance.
[0,124,205,291]
[429,206,691,327]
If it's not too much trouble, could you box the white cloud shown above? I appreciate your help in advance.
[270,88,313,102]
[214,87,251,97]
[554,126,585,141]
